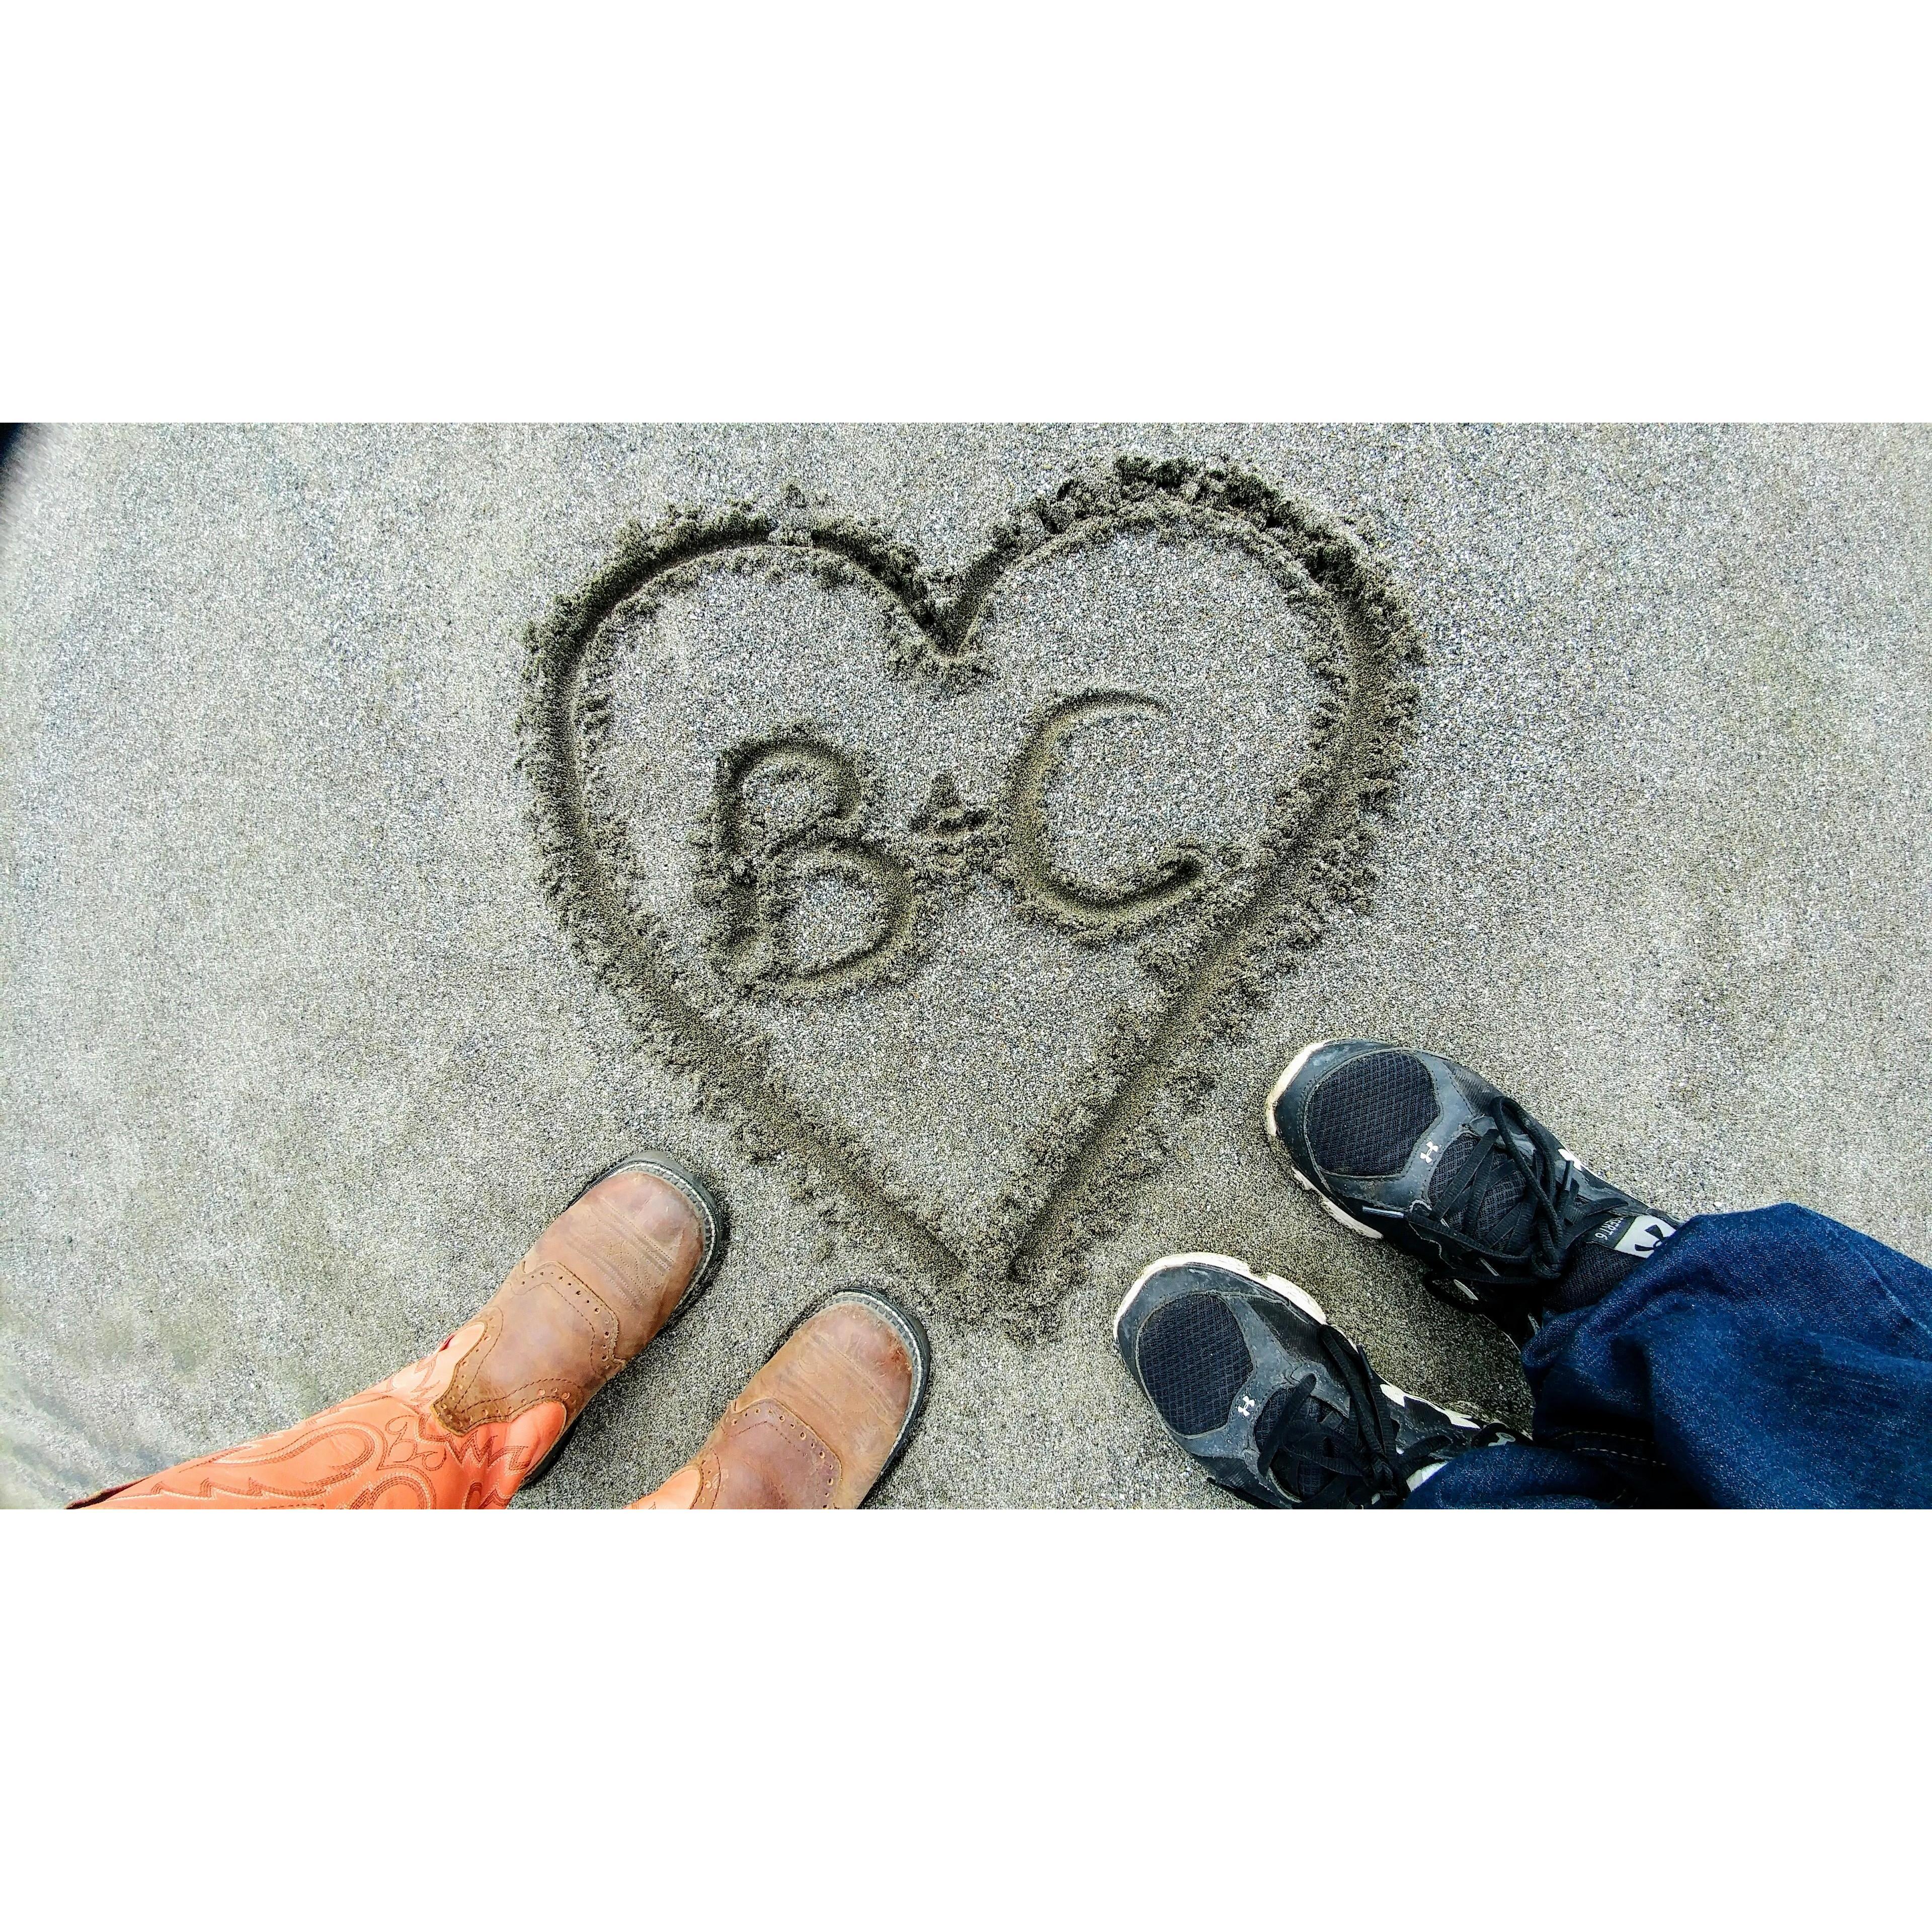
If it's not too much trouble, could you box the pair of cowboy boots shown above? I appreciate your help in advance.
[75,1155,927,1510]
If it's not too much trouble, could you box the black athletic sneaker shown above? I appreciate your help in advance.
[1113,1251,1518,1507]
[1264,1039,1677,1342]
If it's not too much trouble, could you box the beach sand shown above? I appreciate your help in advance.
[4,424,1929,1506]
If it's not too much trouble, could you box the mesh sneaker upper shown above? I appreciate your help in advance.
[1429,1131,1523,1242]
[1304,1050,1436,1176]
[1431,1122,1655,1310]
[1255,1383,1337,1502]
[1137,1292,1252,1436]
[1550,1236,1636,1310]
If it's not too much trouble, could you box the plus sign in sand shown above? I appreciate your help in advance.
[4,425,1930,1505]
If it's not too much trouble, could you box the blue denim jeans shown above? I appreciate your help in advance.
[1406,1204,1932,1508]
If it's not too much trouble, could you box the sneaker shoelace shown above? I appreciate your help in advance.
[1404,1094,1612,1290]
[1261,1324,1456,1508]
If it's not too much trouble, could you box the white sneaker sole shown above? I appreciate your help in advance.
[1262,1037,1328,1142]
[1113,1249,1327,1340]
[1263,1038,1387,1243]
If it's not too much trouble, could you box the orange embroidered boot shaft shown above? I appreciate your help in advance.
[74,1154,728,1509]
[631,1288,929,1509]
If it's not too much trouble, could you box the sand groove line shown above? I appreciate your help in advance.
[518,458,1422,1337]
[522,527,965,1289]
[1011,594,1405,1279]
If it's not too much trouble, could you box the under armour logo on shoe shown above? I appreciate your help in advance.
[1420,1140,1439,1164]
[1237,1395,1257,1417]
[1614,1214,1677,1257]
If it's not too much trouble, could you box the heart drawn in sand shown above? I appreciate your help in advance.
[518,457,1421,1338]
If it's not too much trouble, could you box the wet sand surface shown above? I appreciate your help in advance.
[4,425,1929,1506]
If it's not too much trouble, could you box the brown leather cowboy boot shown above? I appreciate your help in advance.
[74,1151,728,1508]
[434,1151,730,1484]
[630,1288,929,1509]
